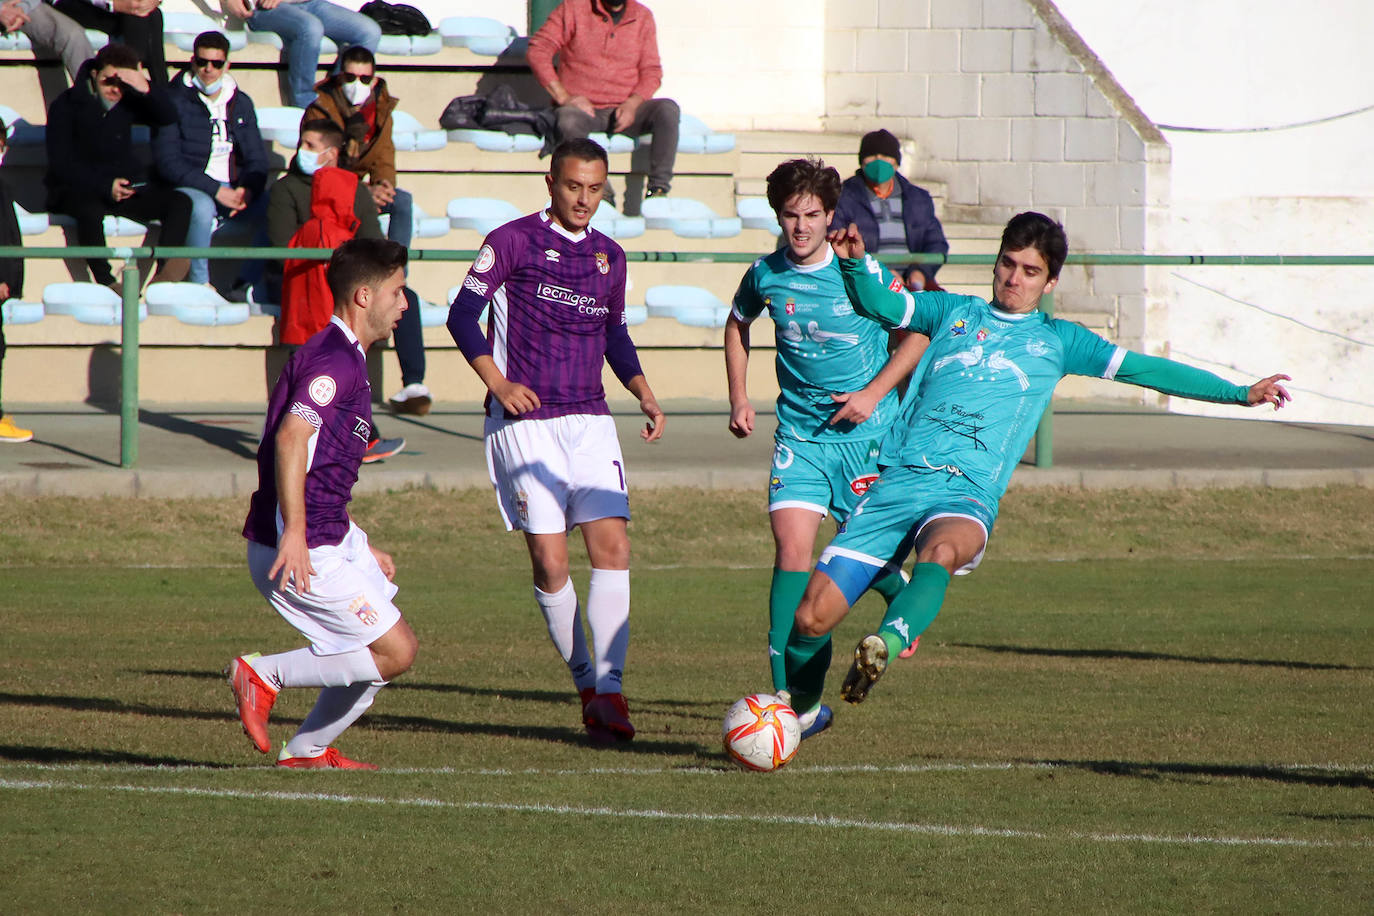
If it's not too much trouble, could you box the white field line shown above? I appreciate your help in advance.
[1,777,1367,850]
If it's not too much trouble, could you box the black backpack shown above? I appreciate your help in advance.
[359,1,433,36]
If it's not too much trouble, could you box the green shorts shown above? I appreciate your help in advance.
[768,434,884,521]
[820,465,999,575]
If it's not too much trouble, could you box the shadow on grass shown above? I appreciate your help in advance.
[0,743,233,768]
[950,643,1370,671]
[1031,758,1374,790]
[360,712,706,755]
[0,690,251,724]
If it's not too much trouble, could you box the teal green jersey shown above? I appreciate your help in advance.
[732,247,905,443]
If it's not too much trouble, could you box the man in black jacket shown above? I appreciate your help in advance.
[45,43,192,287]
[155,31,269,288]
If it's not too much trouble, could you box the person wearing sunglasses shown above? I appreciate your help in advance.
[304,44,430,418]
[154,30,270,289]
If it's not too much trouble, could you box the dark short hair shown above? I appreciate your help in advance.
[550,137,608,179]
[326,238,408,306]
[299,118,345,150]
[93,43,141,72]
[340,45,376,69]
[999,211,1069,279]
[765,157,842,215]
[192,31,231,56]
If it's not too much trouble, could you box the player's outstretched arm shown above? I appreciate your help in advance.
[1109,351,1293,409]
[1247,374,1293,410]
[626,375,665,442]
[724,313,755,438]
[268,413,317,594]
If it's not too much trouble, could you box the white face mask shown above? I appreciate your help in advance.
[297,147,323,175]
[343,79,372,107]
[193,74,222,95]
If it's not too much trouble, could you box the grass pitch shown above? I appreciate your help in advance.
[1,487,1371,913]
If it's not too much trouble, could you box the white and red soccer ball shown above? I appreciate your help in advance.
[722,693,800,771]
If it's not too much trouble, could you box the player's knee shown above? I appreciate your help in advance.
[794,600,829,638]
[917,539,962,573]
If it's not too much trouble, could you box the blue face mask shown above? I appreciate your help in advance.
[193,74,222,95]
[862,159,895,184]
[297,147,322,176]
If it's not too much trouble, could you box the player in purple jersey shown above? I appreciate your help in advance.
[229,237,419,770]
[448,138,665,744]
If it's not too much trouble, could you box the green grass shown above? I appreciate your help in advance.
[1,488,1372,913]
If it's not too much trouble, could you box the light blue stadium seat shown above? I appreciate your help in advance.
[644,285,729,327]
[737,197,780,233]
[165,14,248,52]
[587,132,635,154]
[447,197,522,234]
[414,297,449,328]
[377,32,443,56]
[46,212,151,238]
[255,106,306,148]
[438,17,516,56]
[391,110,447,151]
[589,201,645,240]
[670,112,736,154]
[0,31,32,52]
[445,128,543,153]
[0,104,44,146]
[445,285,489,324]
[144,282,251,326]
[246,30,337,56]
[1,301,43,324]
[43,282,147,325]
[13,204,49,236]
[624,305,647,326]
[379,203,450,240]
[641,197,742,239]
[83,29,108,51]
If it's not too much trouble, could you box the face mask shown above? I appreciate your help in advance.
[193,75,222,95]
[297,147,322,176]
[862,160,895,184]
[343,80,371,107]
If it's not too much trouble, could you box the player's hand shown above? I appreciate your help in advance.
[566,95,596,117]
[828,389,879,427]
[612,95,642,133]
[492,378,540,416]
[1247,374,1292,410]
[728,401,754,438]
[370,180,395,208]
[369,545,396,581]
[268,530,315,594]
[639,395,665,442]
[827,223,866,259]
[111,178,135,202]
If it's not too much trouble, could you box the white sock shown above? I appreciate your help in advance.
[586,568,630,694]
[534,578,595,691]
[283,681,385,759]
[250,646,381,691]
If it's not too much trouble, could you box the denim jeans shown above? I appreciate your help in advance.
[248,0,382,109]
[379,187,413,249]
[178,184,269,285]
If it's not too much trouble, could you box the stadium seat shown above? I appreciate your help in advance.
[255,107,307,148]
[246,30,337,56]
[46,212,152,239]
[379,203,450,240]
[666,112,736,154]
[624,304,647,326]
[640,197,742,239]
[447,197,521,234]
[43,282,147,325]
[13,204,49,236]
[414,297,449,328]
[1,301,43,324]
[737,197,780,233]
[590,201,645,240]
[144,282,251,326]
[165,13,248,52]
[390,111,447,152]
[377,32,443,56]
[83,29,108,51]
[0,104,44,146]
[437,16,516,56]
[0,31,32,52]
[445,128,543,153]
[445,285,489,324]
[587,132,635,154]
[644,284,730,327]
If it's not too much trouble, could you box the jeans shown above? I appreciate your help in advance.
[379,187,413,249]
[248,0,382,109]
[178,184,269,285]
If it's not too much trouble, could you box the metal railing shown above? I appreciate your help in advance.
[3,245,1370,469]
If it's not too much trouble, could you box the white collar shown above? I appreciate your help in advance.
[783,245,834,274]
[330,314,364,353]
[541,209,588,243]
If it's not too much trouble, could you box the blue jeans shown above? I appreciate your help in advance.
[178,184,269,285]
[380,187,413,249]
[248,0,382,109]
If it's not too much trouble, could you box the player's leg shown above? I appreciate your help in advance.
[525,530,598,702]
[783,570,858,716]
[768,507,825,692]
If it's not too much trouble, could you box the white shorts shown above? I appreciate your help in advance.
[247,521,402,656]
[484,413,631,534]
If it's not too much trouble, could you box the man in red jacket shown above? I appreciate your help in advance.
[281,166,359,346]
[528,0,679,204]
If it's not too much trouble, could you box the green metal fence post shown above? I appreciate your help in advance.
[529,0,559,34]
[1034,290,1054,468]
[120,261,140,468]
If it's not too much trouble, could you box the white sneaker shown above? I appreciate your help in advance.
[388,383,432,416]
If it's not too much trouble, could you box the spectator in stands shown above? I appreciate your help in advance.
[832,129,949,291]
[220,0,382,110]
[265,119,403,461]
[44,42,193,288]
[529,0,679,205]
[155,31,270,290]
[52,0,167,84]
[304,44,428,415]
[0,122,33,444]
[0,0,93,82]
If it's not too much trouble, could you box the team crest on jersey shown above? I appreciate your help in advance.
[950,319,968,336]
[308,375,336,406]
[769,475,784,494]
[976,328,990,341]
[785,297,796,315]
[888,276,904,293]
[515,489,529,522]
[595,251,610,275]
[849,473,879,496]
[350,596,380,627]
[474,244,496,273]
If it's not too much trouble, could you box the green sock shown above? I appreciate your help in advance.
[768,569,811,692]
[783,627,832,714]
[868,568,907,607]
[876,563,952,658]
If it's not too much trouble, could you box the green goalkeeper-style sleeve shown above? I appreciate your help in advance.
[838,255,917,330]
[1113,350,1252,405]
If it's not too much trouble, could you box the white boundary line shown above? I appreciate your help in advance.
[1,778,1367,850]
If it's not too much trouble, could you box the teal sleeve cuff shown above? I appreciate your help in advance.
[838,256,914,329]
[1114,351,1250,405]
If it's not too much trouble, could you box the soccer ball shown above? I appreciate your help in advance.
[722,693,801,771]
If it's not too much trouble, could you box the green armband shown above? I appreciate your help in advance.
[1114,351,1250,405]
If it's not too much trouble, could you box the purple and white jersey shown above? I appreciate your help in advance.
[242,317,373,549]
[448,210,644,420]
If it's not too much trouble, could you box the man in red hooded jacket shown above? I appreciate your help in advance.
[282,165,360,345]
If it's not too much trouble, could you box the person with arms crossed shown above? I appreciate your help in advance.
[229,237,419,769]
[725,158,928,739]
[447,138,666,744]
[780,212,1292,723]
